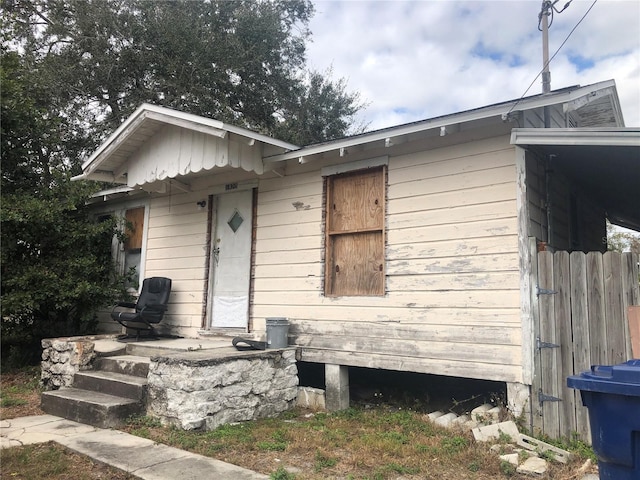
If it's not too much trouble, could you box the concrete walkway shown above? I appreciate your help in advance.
[1,415,267,479]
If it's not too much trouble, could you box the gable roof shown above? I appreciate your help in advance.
[72,104,299,184]
[75,80,624,186]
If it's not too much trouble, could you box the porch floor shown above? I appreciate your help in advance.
[94,336,240,357]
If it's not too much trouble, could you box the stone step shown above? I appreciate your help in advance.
[73,370,147,401]
[125,343,177,357]
[41,388,144,428]
[93,355,150,378]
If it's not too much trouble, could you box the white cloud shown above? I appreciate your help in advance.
[307,0,640,130]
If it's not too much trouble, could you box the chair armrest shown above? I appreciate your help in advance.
[115,302,137,309]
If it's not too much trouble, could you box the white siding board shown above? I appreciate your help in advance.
[387,271,520,291]
[253,305,520,325]
[146,256,205,271]
[258,183,323,203]
[252,290,519,309]
[148,211,206,228]
[259,171,319,191]
[146,234,205,249]
[255,236,321,253]
[387,217,518,243]
[388,235,518,259]
[294,335,521,365]
[249,134,522,383]
[257,195,323,216]
[290,320,520,345]
[257,209,322,228]
[297,349,522,383]
[388,165,516,199]
[255,249,321,265]
[386,252,519,275]
[388,182,515,215]
[387,200,517,229]
[390,136,511,169]
[146,245,207,260]
[390,149,514,184]
[254,263,322,278]
[145,268,205,281]
[256,223,321,241]
[148,223,207,238]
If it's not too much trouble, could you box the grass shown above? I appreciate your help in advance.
[0,365,43,419]
[120,407,597,479]
[0,442,136,479]
[1,366,599,479]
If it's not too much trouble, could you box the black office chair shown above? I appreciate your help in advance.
[111,277,172,339]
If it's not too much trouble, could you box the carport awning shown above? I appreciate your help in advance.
[511,128,640,232]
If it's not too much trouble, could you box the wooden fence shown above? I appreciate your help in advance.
[530,247,639,441]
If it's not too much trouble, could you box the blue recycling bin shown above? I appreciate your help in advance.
[567,359,640,480]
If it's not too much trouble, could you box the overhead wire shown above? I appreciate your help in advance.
[507,0,596,116]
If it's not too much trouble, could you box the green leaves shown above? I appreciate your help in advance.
[3,0,362,146]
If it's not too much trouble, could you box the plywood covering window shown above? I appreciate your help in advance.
[325,167,385,296]
[124,207,144,251]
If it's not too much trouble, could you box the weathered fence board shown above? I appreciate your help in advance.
[570,252,591,441]
[532,247,639,442]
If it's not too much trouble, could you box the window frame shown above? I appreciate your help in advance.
[324,165,386,297]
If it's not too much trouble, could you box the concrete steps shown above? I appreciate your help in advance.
[40,388,143,429]
[41,352,150,429]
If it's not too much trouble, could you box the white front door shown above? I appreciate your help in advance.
[208,190,252,329]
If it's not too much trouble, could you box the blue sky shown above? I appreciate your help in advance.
[305,0,640,131]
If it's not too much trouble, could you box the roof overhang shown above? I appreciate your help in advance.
[264,80,623,164]
[511,128,640,231]
[72,104,298,185]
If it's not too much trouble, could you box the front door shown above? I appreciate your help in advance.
[208,189,253,329]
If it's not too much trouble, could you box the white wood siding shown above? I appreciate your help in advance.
[126,125,264,187]
[253,135,523,383]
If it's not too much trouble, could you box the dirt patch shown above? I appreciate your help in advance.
[1,366,44,420]
[0,442,136,479]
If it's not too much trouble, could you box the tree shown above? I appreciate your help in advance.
[273,68,368,146]
[2,0,364,146]
[607,221,640,254]
[1,49,126,366]
[1,0,366,364]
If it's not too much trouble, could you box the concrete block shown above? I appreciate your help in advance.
[506,382,529,418]
[451,414,471,427]
[470,403,493,422]
[426,410,445,421]
[472,420,520,443]
[516,456,548,476]
[499,453,520,466]
[517,434,572,464]
[434,412,458,428]
[296,386,326,410]
[486,406,502,422]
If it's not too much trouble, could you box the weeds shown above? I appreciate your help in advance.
[440,435,469,454]
[257,441,287,451]
[500,460,517,476]
[270,466,296,480]
[314,451,338,472]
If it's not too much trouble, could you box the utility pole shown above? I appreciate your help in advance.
[541,1,552,94]
[538,0,572,95]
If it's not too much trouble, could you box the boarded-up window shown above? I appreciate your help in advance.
[124,207,144,251]
[325,167,385,296]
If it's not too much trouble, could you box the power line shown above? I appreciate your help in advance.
[507,0,598,116]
